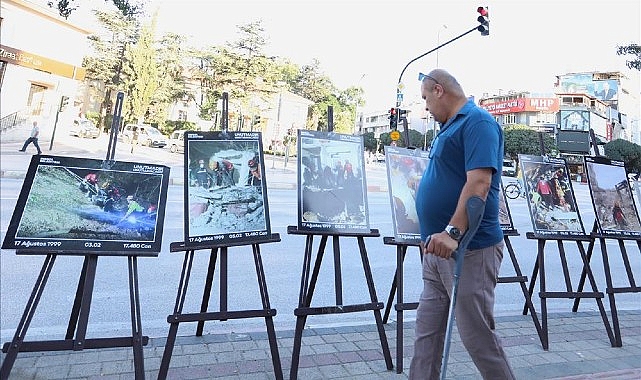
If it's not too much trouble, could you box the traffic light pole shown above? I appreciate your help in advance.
[396,24,479,108]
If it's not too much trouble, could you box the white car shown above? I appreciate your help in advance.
[121,124,167,148]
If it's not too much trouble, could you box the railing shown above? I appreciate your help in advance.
[1,111,28,133]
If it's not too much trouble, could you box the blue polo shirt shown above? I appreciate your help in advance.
[415,99,503,250]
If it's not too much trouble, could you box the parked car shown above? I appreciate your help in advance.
[69,119,99,139]
[120,124,167,148]
[168,129,188,153]
[502,159,517,177]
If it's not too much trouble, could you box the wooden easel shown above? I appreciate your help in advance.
[499,229,544,347]
[572,224,641,347]
[381,237,421,374]
[523,232,616,349]
[1,252,148,380]
[2,92,150,380]
[287,226,393,380]
[157,235,283,380]
[380,228,545,373]
[570,132,641,347]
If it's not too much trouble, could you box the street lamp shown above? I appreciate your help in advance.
[436,24,448,68]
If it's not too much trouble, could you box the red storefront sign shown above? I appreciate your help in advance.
[480,98,559,115]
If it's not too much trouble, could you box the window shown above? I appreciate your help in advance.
[178,110,187,121]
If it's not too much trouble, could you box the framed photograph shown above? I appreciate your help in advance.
[297,130,369,233]
[584,156,641,238]
[2,155,170,255]
[499,180,516,232]
[184,131,270,246]
[518,154,585,236]
[384,146,429,243]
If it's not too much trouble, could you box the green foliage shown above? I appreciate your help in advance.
[616,44,641,71]
[160,120,199,135]
[503,124,555,159]
[124,17,159,123]
[49,0,141,19]
[604,139,641,173]
[362,132,377,152]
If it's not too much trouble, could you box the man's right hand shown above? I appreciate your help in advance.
[424,231,459,259]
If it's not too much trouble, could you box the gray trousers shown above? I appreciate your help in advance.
[409,242,515,380]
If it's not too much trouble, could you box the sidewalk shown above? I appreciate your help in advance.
[2,310,640,379]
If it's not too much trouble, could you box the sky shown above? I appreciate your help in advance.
[68,0,640,113]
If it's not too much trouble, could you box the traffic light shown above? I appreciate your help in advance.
[59,96,69,112]
[253,115,261,126]
[477,6,489,36]
[389,107,398,130]
[398,109,408,120]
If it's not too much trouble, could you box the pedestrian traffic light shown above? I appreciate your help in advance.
[59,96,69,112]
[398,109,408,120]
[253,115,261,126]
[389,107,398,130]
[477,6,489,36]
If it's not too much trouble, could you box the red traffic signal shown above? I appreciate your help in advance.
[389,108,398,129]
[477,6,489,36]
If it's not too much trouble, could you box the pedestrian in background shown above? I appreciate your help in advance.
[19,121,42,155]
[410,69,515,379]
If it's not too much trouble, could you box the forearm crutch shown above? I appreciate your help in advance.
[439,195,486,380]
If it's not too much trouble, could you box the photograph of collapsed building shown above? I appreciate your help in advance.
[585,156,641,238]
[384,146,429,243]
[297,130,369,233]
[499,181,515,231]
[2,155,170,254]
[518,154,585,236]
[184,131,270,246]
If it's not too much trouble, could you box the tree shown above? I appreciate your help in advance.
[604,138,641,174]
[503,124,555,159]
[362,132,377,152]
[82,8,139,130]
[616,44,641,71]
[123,15,159,124]
[48,0,142,19]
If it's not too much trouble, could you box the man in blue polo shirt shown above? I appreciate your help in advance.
[409,69,515,379]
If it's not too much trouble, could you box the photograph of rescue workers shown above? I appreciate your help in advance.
[184,131,270,246]
[519,154,585,236]
[384,146,429,243]
[499,180,515,231]
[2,155,168,254]
[585,156,641,238]
[298,130,369,233]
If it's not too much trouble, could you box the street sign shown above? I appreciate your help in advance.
[390,130,401,141]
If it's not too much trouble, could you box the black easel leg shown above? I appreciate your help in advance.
[384,245,407,324]
[158,251,195,380]
[196,248,219,336]
[1,254,56,379]
[252,244,283,380]
[603,239,621,346]
[289,315,307,380]
[523,253,540,316]
[128,256,145,379]
[537,240,549,350]
[576,241,616,347]
[572,237,596,312]
[395,245,407,373]
[504,237,544,348]
[72,255,99,350]
[290,236,327,380]
[66,256,89,339]
[357,237,393,371]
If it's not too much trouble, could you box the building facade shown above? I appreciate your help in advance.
[0,0,91,125]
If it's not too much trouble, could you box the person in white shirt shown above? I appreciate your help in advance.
[19,121,42,155]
